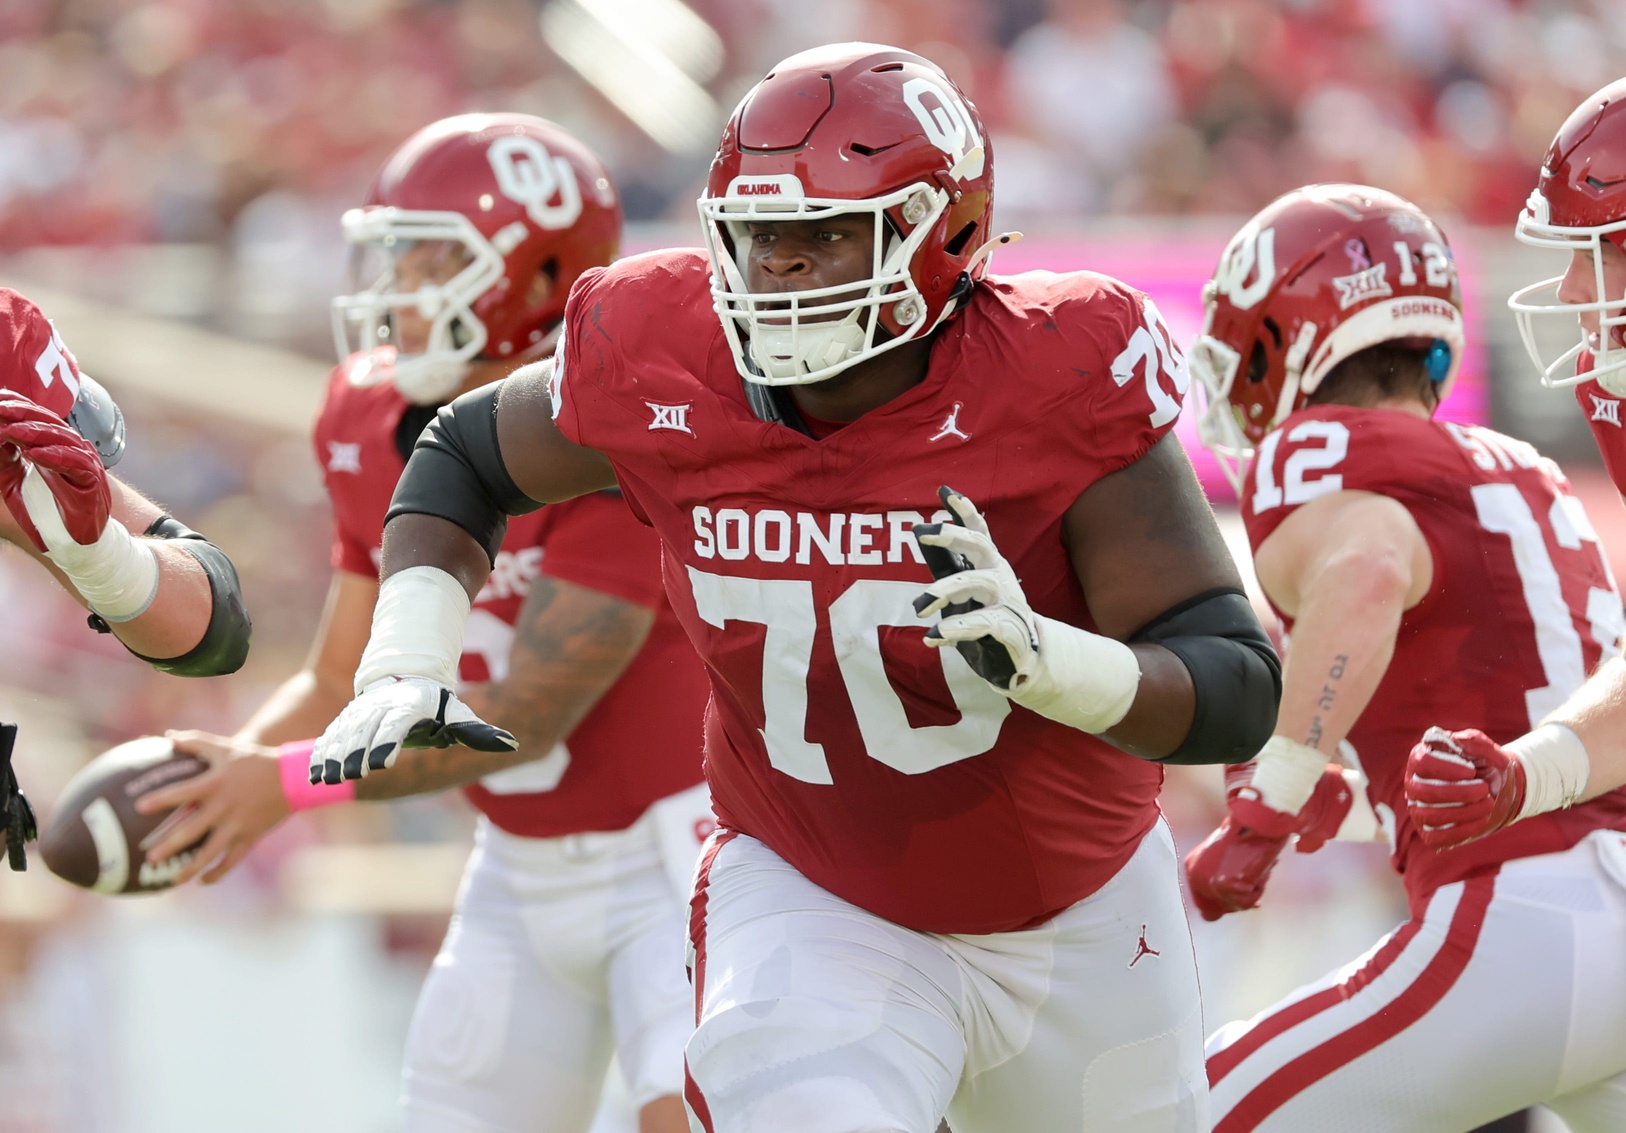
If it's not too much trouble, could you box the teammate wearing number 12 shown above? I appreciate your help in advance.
[313,43,1280,1133]
[1189,184,1626,1131]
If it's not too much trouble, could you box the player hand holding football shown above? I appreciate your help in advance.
[912,486,1141,734]
[0,393,159,621]
[133,730,289,885]
[312,566,517,784]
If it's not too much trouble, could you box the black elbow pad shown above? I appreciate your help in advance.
[1131,588,1281,765]
[385,382,541,566]
[121,516,251,677]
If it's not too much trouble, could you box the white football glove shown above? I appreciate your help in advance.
[912,488,1038,688]
[913,487,1141,735]
[309,675,516,785]
[311,565,516,784]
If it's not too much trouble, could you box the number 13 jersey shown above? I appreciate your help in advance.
[553,249,1190,935]
[1241,405,1626,908]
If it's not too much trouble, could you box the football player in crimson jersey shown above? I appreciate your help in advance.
[1189,183,1626,1132]
[0,289,249,673]
[130,115,709,1133]
[0,288,251,866]
[313,44,1282,1133]
[1406,79,1626,852]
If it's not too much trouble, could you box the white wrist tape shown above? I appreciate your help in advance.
[1246,735,1327,815]
[353,566,471,693]
[1333,768,1382,842]
[46,518,160,622]
[20,463,159,622]
[1006,614,1140,734]
[1508,723,1591,820]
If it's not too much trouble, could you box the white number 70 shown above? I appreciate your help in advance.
[687,567,1011,784]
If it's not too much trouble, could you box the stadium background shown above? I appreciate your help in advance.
[0,0,1620,1129]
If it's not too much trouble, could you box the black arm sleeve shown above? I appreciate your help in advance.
[1130,588,1281,765]
[383,382,542,566]
[119,516,251,677]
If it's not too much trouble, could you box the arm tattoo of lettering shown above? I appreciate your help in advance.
[356,574,655,800]
[1303,653,1348,750]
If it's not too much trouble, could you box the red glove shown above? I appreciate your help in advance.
[1405,727,1527,849]
[0,395,110,552]
[1185,763,1355,921]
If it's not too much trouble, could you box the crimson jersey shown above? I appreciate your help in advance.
[1571,351,1626,495]
[0,288,86,419]
[313,353,707,838]
[552,248,1191,934]
[1241,405,1626,907]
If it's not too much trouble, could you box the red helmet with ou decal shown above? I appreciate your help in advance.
[1192,183,1465,491]
[332,113,621,404]
[699,43,1004,386]
[1511,79,1626,395]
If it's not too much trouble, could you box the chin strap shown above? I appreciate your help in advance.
[741,380,814,436]
[964,231,1022,275]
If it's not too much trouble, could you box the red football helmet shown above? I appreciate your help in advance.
[1511,78,1626,394]
[1192,184,1465,491]
[699,43,1001,385]
[332,113,621,404]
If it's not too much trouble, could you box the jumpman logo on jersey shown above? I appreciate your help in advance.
[929,402,971,443]
[1591,394,1622,428]
[1128,924,1160,968]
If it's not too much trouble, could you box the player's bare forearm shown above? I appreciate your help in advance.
[1270,559,1404,755]
[237,571,377,745]
[356,573,653,800]
[380,513,495,596]
[1102,643,1197,757]
[0,482,212,658]
[1066,432,1252,758]
[1545,654,1626,802]
[236,670,354,747]
[1255,491,1429,755]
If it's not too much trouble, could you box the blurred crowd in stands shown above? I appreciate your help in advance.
[3,0,1624,253]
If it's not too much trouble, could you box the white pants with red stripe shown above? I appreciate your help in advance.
[401,803,700,1133]
[684,822,1207,1133]
[1206,829,1626,1133]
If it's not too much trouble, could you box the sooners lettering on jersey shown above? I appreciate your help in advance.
[553,249,1188,934]
[1572,351,1626,495]
[313,353,706,837]
[1242,405,1626,907]
[0,288,83,419]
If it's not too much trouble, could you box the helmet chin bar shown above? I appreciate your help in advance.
[699,182,949,386]
[330,208,506,405]
[1512,210,1626,396]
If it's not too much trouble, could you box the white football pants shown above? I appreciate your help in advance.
[1207,829,1626,1132]
[401,804,699,1132]
[684,821,1208,1133]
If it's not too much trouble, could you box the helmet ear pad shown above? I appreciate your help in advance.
[1425,339,1453,384]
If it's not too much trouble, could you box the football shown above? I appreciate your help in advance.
[40,736,207,894]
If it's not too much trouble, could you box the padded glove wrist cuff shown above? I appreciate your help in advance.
[1243,735,1326,816]
[353,566,470,693]
[1508,723,1590,819]
[1008,614,1140,734]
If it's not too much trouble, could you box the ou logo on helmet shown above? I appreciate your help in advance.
[902,77,986,181]
[1213,219,1277,311]
[488,136,584,231]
